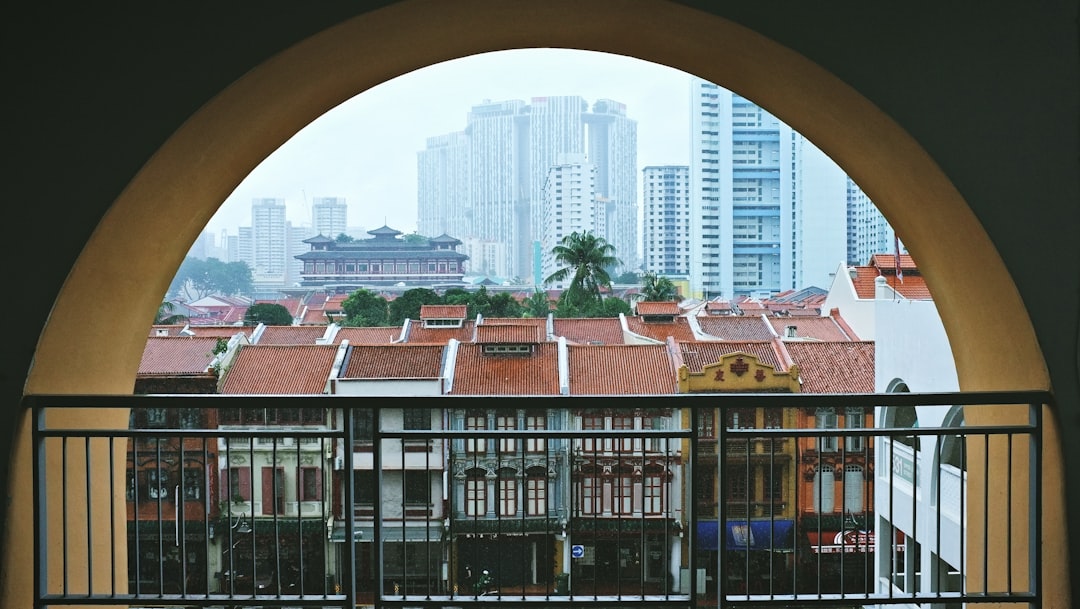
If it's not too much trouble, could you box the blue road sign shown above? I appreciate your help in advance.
[571,544,584,559]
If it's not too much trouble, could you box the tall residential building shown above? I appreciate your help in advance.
[249,198,288,290]
[792,137,848,291]
[418,132,470,243]
[584,99,638,272]
[642,165,691,278]
[540,153,599,286]
[688,77,893,299]
[689,79,793,300]
[311,196,348,240]
[420,96,636,284]
[847,180,896,266]
[287,223,316,287]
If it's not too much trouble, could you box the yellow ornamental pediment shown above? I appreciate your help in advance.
[678,352,800,393]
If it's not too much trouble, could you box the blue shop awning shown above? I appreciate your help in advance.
[696,519,795,552]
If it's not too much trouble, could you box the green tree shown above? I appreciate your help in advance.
[467,285,492,318]
[544,231,621,316]
[335,233,355,243]
[403,232,427,244]
[388,287,441,325]
[523,289,552,318]
[443,287,472,306]
[639,272,681,302]
[613,270,640,284]
[486,291,525,318]
[600,296,632,317]
[341,289,390,327]
[243,303,294,326]
[154,300,187,325]
[218,260,253,296]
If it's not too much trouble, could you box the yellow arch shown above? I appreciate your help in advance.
[10,0,1061,606]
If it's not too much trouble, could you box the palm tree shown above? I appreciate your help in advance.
[154,300,188,325]
[543,231,621,313]
[639,272,681,302]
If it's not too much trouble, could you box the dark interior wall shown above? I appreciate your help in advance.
[4,1,1077,601]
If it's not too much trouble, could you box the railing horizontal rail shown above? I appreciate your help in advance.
[27,390,1048,609]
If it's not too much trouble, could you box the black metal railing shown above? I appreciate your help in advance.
[27,391,1048,608]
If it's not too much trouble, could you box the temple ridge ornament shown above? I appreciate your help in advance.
[729,357,750,376]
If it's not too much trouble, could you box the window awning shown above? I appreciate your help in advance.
[696,519,795,552]
[329,526,442,543]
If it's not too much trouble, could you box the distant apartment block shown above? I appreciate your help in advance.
[642,165,691,279]
[312,196,349,240]
[420,96,637,283]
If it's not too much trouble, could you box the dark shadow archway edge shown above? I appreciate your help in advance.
[14,0,1061,606]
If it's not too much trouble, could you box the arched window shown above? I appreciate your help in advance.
[813,465,834,513]
[843,464,863,514]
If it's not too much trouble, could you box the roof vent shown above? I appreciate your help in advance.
[785,325,798,338]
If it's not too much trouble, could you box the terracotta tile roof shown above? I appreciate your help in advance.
[482,317,547,328]
[219,344,339,394]
[148,324,186,337]
[784,341,875,393]
[635,301,680,316]
[768,317,856,341]
[850,265,933,300]
[567,344,678,394]
[449,342,562,395]
[138,336,221,375]
[179,325,253,339]
[333,326,402,344]
[553,318,625,345]
[340,344,444,379]
[254,325,328,345]
[257,297,304,317]
[704,300,735,314]
[677,341,786,373]
[420,304,468,320]
[403,321,475,344]
[475,324,543,344]
[299,307,331,325]
[869,253,917,271]
[696,316,774,340]
[624,316,698,343]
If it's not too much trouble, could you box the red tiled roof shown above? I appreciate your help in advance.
[449,342,562,395]
[567,344,678,394]
[255,325,328,345]
[553,318,625,345]
[624,316,698,343]
[341,344,444,379]
[420,304,467,320]
[677,341,786,373]
[768,317,856,341]
[219,344,339,394]
[696,317,774,341]
[482,317,546,328]
[334,326,401,345]
[785,341,875,393]
[182,326,253,338]
[635,301,680,316]
[475,324,543,344]
[403,321,475,344]
[256,297,304,317]
[850,265,932,300]
[138,336,221,375]
[299,307,331,325]
[148,324,186,337]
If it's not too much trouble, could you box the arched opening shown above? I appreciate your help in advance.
[7,1,1060,607]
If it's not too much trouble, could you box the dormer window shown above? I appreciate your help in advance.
[482,344,533,356]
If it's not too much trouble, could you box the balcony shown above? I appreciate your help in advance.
[28,391,1045,608]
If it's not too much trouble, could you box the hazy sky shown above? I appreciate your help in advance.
[206,48,696,237]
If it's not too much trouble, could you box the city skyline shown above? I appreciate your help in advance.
[207,49,696,237]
